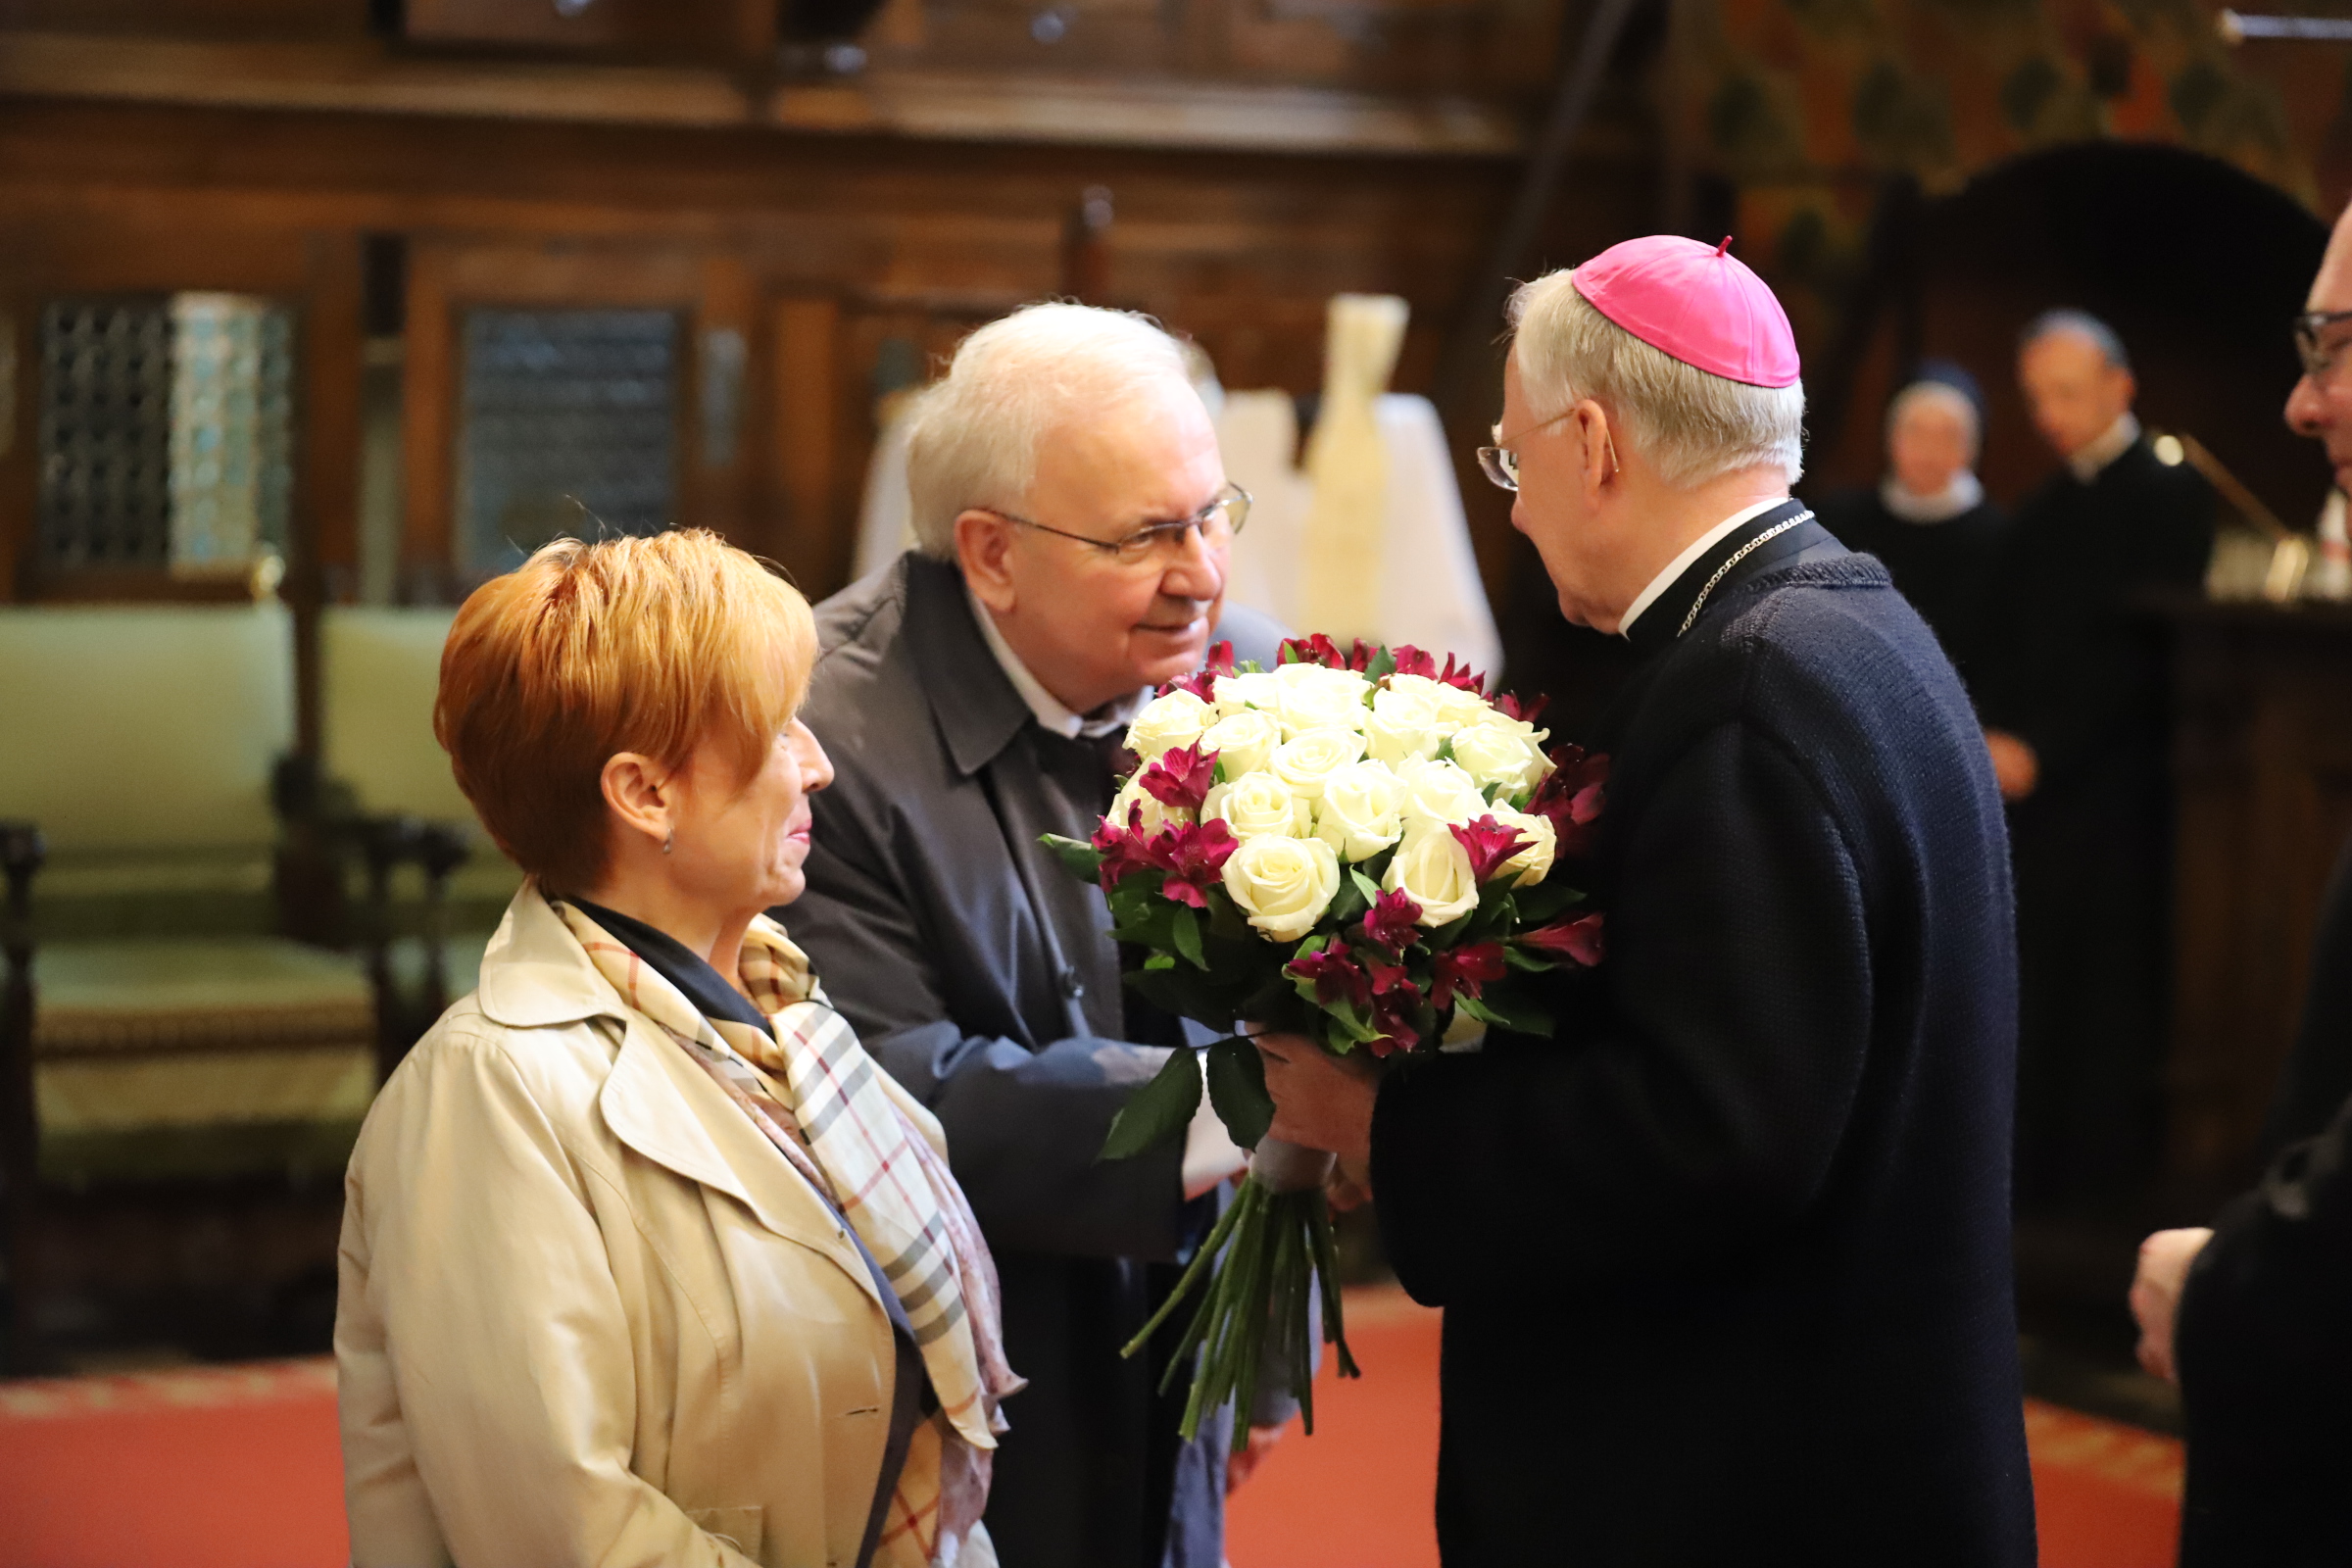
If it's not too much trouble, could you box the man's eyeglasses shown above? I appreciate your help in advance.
[988,482,1251,567]
[2295,309,2352,379]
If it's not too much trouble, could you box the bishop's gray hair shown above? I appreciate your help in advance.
[1505,270,1806,489]
[905,303,1198,559]
[2021,309,2131,372]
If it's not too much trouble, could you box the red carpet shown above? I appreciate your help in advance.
[0,1290,2181,1568]
[1226,1290,2184,1568]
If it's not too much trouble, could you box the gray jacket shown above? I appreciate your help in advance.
[791,552,1287,1568]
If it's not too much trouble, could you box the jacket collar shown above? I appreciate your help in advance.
[472,885,884,1304]
[901,552,1036,778]
[1622,499,1830,661]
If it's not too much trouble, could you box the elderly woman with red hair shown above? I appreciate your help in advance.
[334,530,1017,1568]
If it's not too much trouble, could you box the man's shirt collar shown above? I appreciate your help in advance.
[964,583,1150,740]
[1618,496,1792,641]
[2067,412,2141,484]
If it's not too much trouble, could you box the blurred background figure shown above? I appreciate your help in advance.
[2125,196,2352,1568]
[1814,362,2005,684]
[1976,310,2216,1216]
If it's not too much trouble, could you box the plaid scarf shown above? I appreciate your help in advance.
[553,896,1019,1568]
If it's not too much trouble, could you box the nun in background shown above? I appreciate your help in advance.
[1815,363,2006,683]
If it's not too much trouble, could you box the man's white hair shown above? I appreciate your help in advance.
[1506,270,1806,489]
[905,302,1197,558]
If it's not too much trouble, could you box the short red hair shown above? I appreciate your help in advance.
[434,529,817,894]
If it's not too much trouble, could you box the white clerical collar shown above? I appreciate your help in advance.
[965,583,1149,740]
[1880,469,1984,524]
[2066,413,2140,484]
[1618,497,1791,641]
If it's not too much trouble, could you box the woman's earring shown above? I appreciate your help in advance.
[662,832,674,856]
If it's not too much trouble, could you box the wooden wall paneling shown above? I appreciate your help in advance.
[401,0,771,62]
[695,251,760,547]
[401,236,741,591]
[0,211,346,604]
[400,239,458,594]
[0,258,32,604]
[2165,604,2352,1202]
[293,229,366,756]
[771,294,843,593]
[0,0,375,38]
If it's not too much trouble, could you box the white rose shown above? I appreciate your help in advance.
[1365,683,1444,766]
[1382,823,1480,927]
[1387,672,1492,730]
[1271,726,1369,802]
[1312,760,1407,862]
[1107,773,1185,836]
[1200,708,1281,779]
[1203,772,1311,840]
[1212,670,1282,717]
[1222,832,1342,943]
[1124,689,1215,763]
[1489,807,1556,887]
[1271,662,1373,737]
[1394,757,1488,831]
[1448,715,1550,796]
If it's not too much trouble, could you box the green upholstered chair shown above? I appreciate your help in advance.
[318,607,517,1063]
[0,604,377,1366]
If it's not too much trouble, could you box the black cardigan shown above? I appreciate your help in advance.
[1372,510,2036,1566]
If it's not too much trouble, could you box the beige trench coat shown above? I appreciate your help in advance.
[337,887,950,1568]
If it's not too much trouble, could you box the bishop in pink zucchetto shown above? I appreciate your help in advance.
[1255,230,2036,1568]
[1571,233,1802,388]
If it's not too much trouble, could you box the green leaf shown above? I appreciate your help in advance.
[1462,984,1555,1038]
[1503,944,1549,972]
[1042,832,1104,884]
[1482,781,1503,805]
[1145,952,1178,970]
[1212,757,1230,786]
[1326,873,1369,928]
[1435,736,1455,763]
[1236,659,1265,674]
[1348,867,1383,907]
[1276,643,1299,665]
[1453,995,1502,1028]
[1514,879,1588,925]
[1171,903,1207,968]
[1365,647,1398,681]
[1205,1036,1275,1148]
[1100,1046,1202,1160]
[1206,890,1252,942]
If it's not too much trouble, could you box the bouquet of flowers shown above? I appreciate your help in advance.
[1043,634,1607,1446]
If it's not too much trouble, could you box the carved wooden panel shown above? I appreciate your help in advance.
[2164,598,2352,1201]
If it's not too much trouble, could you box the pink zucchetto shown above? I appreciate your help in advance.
[1570,235,1801,389]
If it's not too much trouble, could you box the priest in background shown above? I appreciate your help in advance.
[1814,362,2005,685]
[1976,310,2215,1216]
[1255,237,2035,1566]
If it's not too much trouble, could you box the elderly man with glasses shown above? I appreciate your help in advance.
[789,303,1287,1568]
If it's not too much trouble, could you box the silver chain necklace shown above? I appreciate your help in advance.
[1676,510,1816,638]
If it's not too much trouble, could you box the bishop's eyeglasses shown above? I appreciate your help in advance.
[987,482,1251,568]
[2295,308,2352,379]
